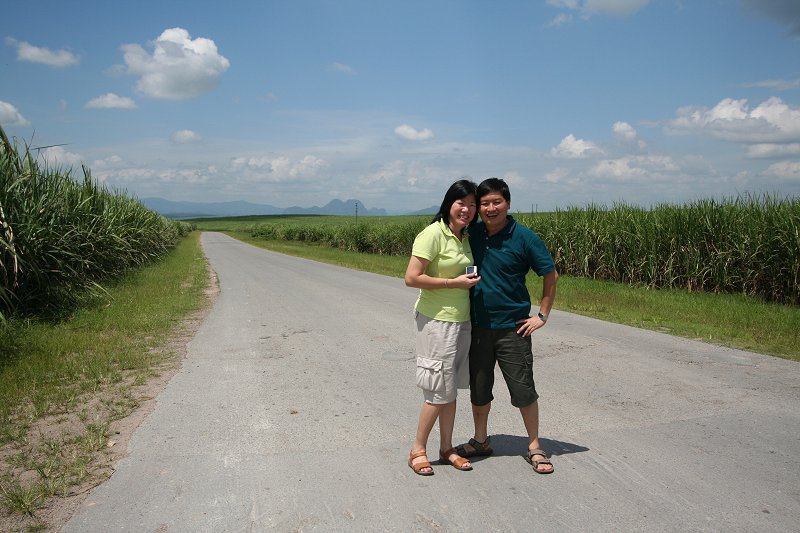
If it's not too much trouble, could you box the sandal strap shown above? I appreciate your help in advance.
[411,461,432,472]
[451,456,470,468]
[527,448,548,458]
[469,437,491,450]
[409,449,428,460]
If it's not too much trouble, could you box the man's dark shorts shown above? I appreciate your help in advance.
[469,326,539,408]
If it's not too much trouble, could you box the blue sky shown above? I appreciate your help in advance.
[2,0,799,213]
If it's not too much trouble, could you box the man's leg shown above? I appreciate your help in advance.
[471,402,491,443]
[458,326,495,455]
[519,400,553,473]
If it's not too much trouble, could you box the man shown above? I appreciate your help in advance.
[457,178,558,474]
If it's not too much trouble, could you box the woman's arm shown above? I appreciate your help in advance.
[404,256,479,289]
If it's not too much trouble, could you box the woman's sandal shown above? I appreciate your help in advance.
[455,437,493,458]
[408,450,434,476]
[439,447,473,471]
[525,448,554,474]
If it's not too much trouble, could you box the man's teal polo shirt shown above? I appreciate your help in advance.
[469,216,555,329]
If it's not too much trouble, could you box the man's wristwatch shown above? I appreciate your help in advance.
[537,312,548,322]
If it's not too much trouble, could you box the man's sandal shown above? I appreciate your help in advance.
[408,450,434,476]
[439,448,473,471]
[525,448,554,474]
[455,437,493,458]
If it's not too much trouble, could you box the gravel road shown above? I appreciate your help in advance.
[62,231,800,532]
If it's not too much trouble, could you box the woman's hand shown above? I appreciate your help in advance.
[450,273,481,289]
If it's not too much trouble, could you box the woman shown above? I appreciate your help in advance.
[405,179,481,475]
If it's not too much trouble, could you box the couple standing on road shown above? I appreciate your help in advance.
[404,178,558,476]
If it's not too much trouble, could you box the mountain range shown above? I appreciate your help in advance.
[139,197,430,219]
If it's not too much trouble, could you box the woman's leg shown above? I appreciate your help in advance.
[411,401,440,473]
[438,400,471,467]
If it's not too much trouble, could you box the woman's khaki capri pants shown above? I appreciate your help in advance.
[414,312,471,404]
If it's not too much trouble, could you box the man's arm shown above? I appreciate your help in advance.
[538,269,558,318]
[515,269,558,337]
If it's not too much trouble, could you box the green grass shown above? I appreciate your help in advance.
[223,231,800,362]
[190,213,428,232]
[0,231,210,528]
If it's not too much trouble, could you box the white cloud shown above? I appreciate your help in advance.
[171,129,202,143]
[158,168,210,184]
[583,0,650,16]
[0,100,30,126]
[589,155,679,181]
[665,97,800,143]
[762,160,800,181]
[744,78,800,91]
[544,167,571,183]
[613,121,637,142]
[548,13,573,26]
[551,134,603,159]
[745,143,800,158]
[86,93,137,109]
[331,62,355,74]
[91,155,124,169]
[358,160,442,191]
[5,37,79,67]
[395,124,435,141]
[229,154,328,182]
[122,27,230,100]
[547,0,649,22]
[38,146,83,168]
[613,121,646,149]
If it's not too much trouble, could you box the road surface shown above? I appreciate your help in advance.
[63,232,800,532]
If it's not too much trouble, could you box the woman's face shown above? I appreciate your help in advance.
[449,193,477,229]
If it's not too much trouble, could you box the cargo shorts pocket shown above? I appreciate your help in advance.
[415,357,444,393]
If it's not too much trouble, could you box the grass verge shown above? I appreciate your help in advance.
[0,231,211,532]
[226,231,799,362]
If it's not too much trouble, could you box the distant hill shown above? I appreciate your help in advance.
[282,199,387,216]
[142,197,388,218]
[407,205,438,216]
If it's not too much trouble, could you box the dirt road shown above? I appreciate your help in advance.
[62,232,800,532]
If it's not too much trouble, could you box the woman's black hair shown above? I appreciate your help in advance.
[432,179,478,224]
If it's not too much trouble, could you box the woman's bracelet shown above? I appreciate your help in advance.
[444,279,448,288]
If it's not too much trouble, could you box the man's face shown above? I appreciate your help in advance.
[479,191,510,233]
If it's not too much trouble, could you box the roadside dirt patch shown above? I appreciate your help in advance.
[0,268,219,533]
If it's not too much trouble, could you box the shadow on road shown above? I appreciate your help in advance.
[485,434,590,458]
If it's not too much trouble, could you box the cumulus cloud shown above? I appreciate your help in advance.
[743,78,800,91]
[589,155,678,181]
[358,159,441,191]
[546,0,649,22]
[122,27,230,100]
[544,167,571,183]
[742,0,800,36]
[395,124,435,141]
[551,134,603,159]
[745,143,800,158]
[91,155,124,169]
[330,62,355,74]
[613,121,646,149]
[762,160,800,180]
[5,37,79,67]
[0,100,30,126]
[665,97,800,143]
[613,121,637,142]
[86,93,137,109]
[38,146,83,168]
[171,129,202,143]
[230,154,328,182]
